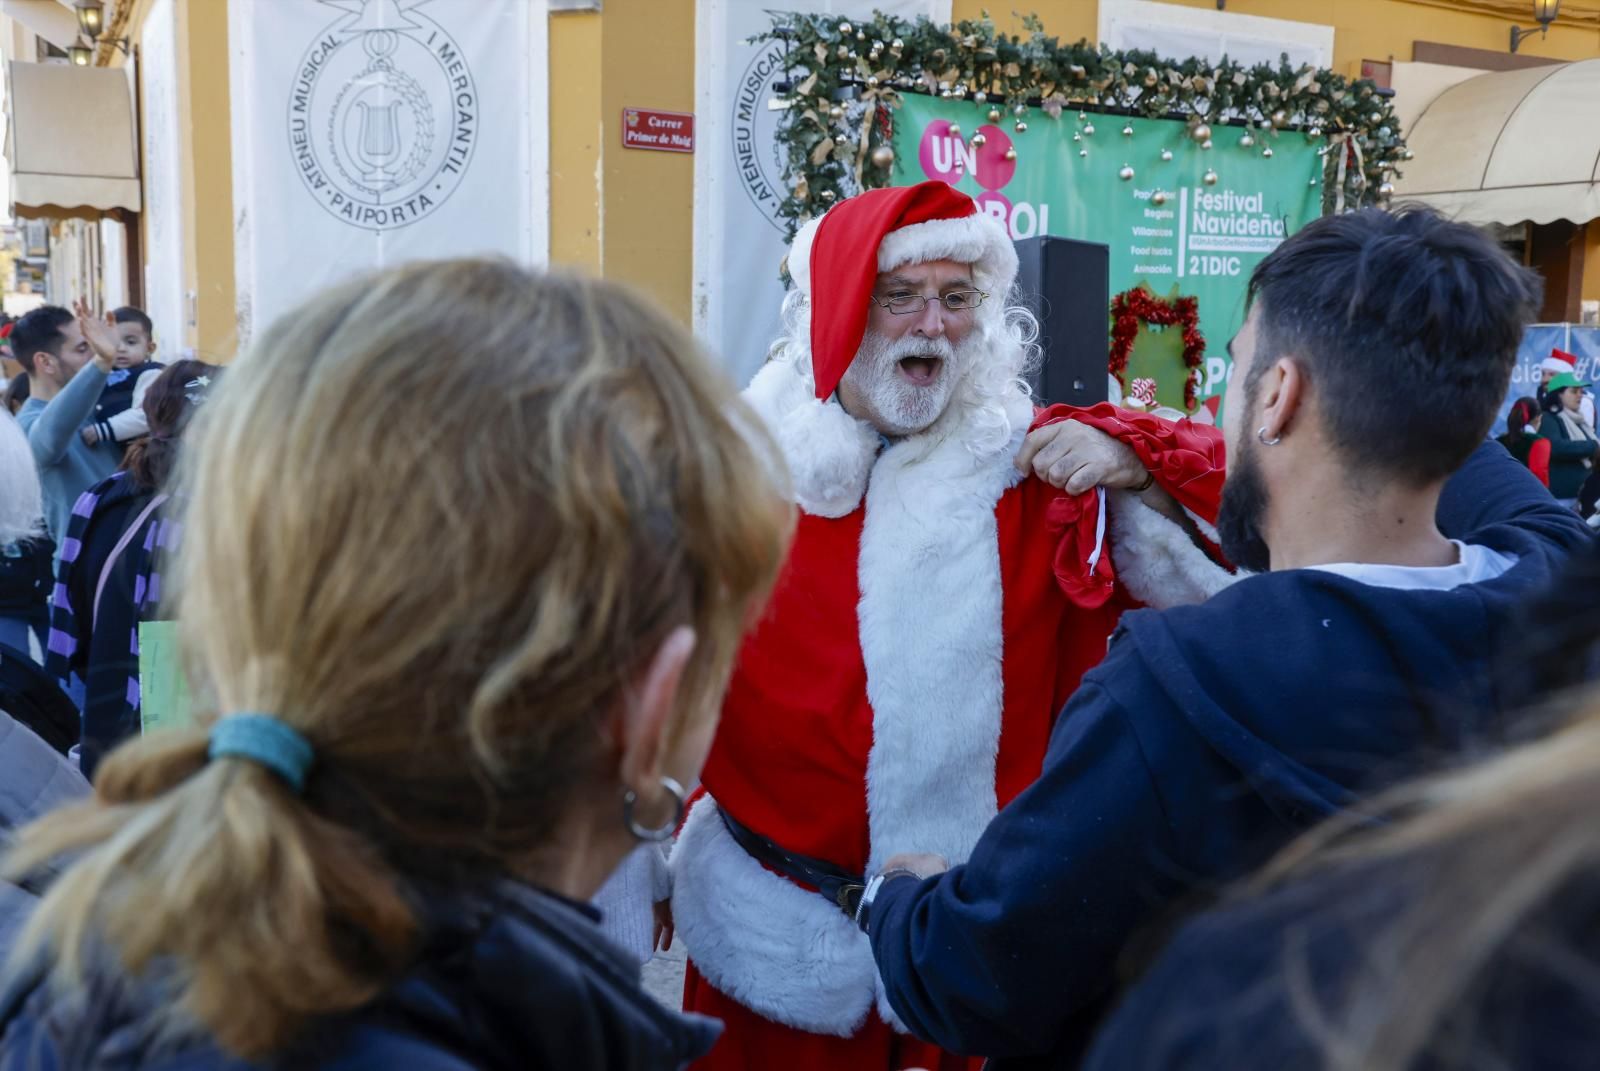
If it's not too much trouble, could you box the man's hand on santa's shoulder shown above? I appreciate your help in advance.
[1016,420,1149,495]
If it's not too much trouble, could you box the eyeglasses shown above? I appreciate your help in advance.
[869,289,989,315]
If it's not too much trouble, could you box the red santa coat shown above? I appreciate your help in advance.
[672,358,1229,1057]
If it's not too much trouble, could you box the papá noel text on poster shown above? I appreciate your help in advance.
[287,1,480,233]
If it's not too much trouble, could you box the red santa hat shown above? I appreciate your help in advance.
[1541,348,1578,375]
[786,181,1018,400]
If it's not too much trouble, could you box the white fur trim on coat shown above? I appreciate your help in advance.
[787,207,1018,298]
[672,796,877,1037]
[858,388,1035,874]
[1108,490,1238,609]
[742,359,880,518]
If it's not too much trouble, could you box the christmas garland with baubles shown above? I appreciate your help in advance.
[757,11,1411,240]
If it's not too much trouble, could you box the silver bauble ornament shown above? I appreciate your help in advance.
[974,91,988,103]
[1370,111,1383,123]
[1004,147,1017,161]
[829,105,844,120]
[1377,181,1395,198]
[971,133,986,147]
[1119,164,1135,181]
[891,37,903,49]
[1083,122,1095,136]
[1270,110,1287,128]
[1239,131,1255,148]
[948,123,961,138]
[1014,104,1028,117]
[1152,189,1168,205]
[866,76,880,88]
[1401,148,1414,160]
[839,21,853,34]
[1203,168,1218,186]
[1015,120,1028,133]
[1122,124,1134,137]
[1201,139,1213,150]
[1262,146,1274,158]
[1160,148,1173,161]
[1192,123,1212,142]
[988,108,1002,122]
[821,189,837,201]
[856,30,866,41]
[1079,148,1089,158]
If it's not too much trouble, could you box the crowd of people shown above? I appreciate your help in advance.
[0,188,1593,1071]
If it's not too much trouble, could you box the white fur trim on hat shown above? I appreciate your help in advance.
[787,203,1018,298]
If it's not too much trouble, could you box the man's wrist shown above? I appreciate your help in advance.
[1131,469,1156,493]
[854,867,922,933]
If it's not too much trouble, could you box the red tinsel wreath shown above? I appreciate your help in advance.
[1109,286,1206,411]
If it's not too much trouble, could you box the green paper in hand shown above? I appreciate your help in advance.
[139,621,192,734]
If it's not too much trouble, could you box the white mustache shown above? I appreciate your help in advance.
[868,333,958,364]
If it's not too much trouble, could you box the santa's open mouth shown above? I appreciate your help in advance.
[897,356,944,387]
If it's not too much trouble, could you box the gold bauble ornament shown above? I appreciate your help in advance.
[891,37,903,49]
[1370,111,1383,123]
[1192,123,1212,142]
[1203,168,1218,186]
[1152,189,1168,205]
[948,123,961,138]
[866,76,879,88]
[988,108,1002,123]
[1119,164,1135,181]
[971,133,986,147]
[839,21,853,34]
[1004,147,1017,161]
[856,30,866,41]
[821,189,837,201]
[829,105,844,120]
[836,44,849,58]
[872,145,895,168]
[1270,110,1287,128]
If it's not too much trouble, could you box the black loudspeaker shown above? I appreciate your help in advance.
[1012,236,1110,409]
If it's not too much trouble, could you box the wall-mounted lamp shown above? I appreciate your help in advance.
[74,0,104,38]
[1510,0,1561,52]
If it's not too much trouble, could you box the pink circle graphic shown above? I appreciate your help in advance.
[917,119,961,184]
[972,125,1016,191]
[974,190,1013,230]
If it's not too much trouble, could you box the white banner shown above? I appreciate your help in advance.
[228,0,548,341]
[693,0,949,387]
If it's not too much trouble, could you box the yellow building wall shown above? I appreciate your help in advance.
[598,0,696,323]
[107,0,236,361]
[550,12,603,272]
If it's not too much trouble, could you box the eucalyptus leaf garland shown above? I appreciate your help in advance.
[756,10,1411,239]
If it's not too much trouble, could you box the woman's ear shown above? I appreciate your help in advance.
[616,627,697,797]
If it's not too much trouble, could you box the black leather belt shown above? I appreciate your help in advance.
[718,807,866,919]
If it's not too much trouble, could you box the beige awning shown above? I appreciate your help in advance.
[5,60,141,220]
[1393,58,1600,226]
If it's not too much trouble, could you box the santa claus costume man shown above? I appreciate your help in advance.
[670,182,1231,1069]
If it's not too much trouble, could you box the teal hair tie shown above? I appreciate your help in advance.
[208,714,314,793]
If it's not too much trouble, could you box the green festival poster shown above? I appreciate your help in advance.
[889,96,1323,417]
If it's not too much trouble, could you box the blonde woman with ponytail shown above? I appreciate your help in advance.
[0,261,793,1069]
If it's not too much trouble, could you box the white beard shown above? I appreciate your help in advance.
[839,331,969,437]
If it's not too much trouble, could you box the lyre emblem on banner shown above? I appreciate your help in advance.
[288,0,478,231]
